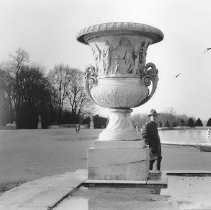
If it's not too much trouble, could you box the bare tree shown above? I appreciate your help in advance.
[48,64,72,118]
[10,48,29,74]
[48,65,89,122]
[0,48,29,122]
[0,64,15,120]
[65,69,90,122]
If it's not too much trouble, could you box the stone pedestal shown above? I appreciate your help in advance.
[88,140,149,181]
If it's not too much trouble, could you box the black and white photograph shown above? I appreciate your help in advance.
[0,0,211,209]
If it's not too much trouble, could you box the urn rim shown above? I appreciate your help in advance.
[76,22,164,45]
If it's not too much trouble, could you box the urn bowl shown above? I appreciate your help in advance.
[90,77,149,108]
[77,22,163,109]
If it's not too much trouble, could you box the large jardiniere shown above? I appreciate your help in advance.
[77,22,163,141]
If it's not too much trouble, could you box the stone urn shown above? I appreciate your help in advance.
[77,22,163,141]
[77,22,163,181]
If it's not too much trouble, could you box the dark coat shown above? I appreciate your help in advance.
[142,121,162,158]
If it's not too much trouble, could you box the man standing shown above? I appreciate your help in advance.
[142,109,162,170]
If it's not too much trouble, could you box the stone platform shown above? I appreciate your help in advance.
[84,170,167,195]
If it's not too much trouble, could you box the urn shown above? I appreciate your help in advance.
[77,22,163,141]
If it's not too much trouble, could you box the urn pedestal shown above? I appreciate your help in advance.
[77,22,164,181]
[88,141,149,181]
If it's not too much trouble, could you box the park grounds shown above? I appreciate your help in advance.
[1,127,211,209]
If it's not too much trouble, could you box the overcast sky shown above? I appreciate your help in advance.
[0,0,211,120]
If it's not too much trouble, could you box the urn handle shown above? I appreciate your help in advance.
[84,64,99,105]
[134,62,159,107]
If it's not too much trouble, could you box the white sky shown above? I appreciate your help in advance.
[0,0,211,120]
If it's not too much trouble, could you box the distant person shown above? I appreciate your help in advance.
[142,109,162,170]
[76,123,80,133]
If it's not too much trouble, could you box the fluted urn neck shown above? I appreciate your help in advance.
[77,22,164,45]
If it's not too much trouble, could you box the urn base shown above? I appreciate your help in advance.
[98,108,142,141]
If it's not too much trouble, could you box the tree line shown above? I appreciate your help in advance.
[0,48,93,128]
[132,110,211,128]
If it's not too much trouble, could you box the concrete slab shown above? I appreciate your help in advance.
[83,179,147,188]
[83,171,167,190]
[0,170,87,210]
[165,170,211,176]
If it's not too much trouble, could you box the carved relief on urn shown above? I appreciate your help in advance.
[89,35,151,78]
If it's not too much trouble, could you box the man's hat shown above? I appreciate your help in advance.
[148,109,160,116]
